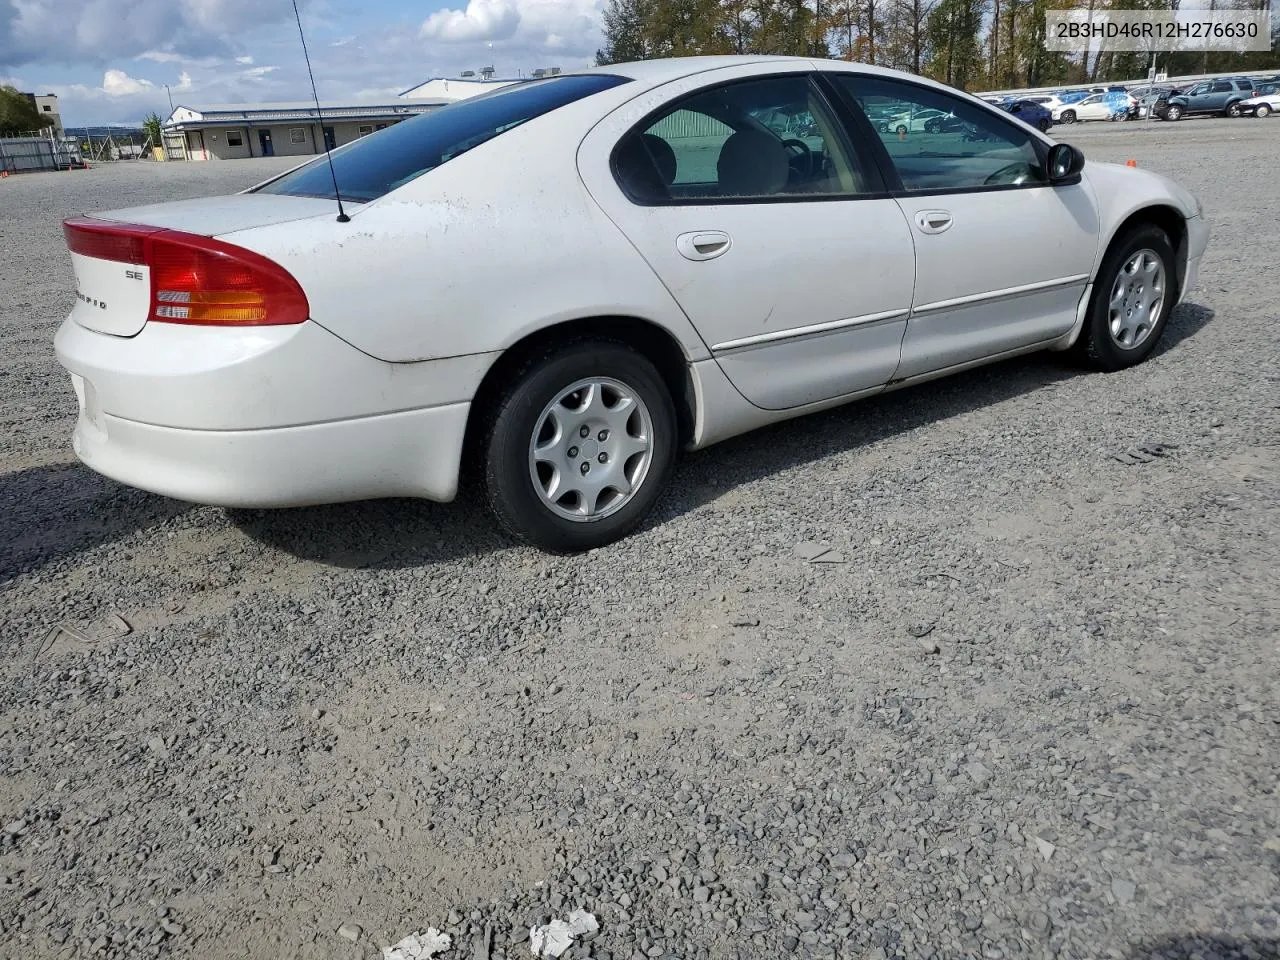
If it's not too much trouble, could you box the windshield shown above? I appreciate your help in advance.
[256,74,629,203]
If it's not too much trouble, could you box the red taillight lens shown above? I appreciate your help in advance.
[63,216,309,326]
[63,218,155,263]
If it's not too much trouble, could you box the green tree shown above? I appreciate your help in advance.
[0,85,54,136]
[143,111,164,149]
[597,0,653,63]
[923,0,984,87]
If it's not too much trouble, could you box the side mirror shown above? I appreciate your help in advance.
[1048,142,1085,182]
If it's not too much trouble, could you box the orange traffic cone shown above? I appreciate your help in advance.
[1126,159,1137,167]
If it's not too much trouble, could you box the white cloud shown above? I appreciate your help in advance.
[235,55,254,64]
[422,0,521,43]
[176,70,193,91]
[242,65,279,78]
[1,0,299,68]
[101,68,155,97]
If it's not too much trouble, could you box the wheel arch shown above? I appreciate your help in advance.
[1096,204,1189,300]
[462,315,697,480]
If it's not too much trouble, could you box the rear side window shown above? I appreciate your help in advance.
[257,74,629,203]
[613,75,870,204]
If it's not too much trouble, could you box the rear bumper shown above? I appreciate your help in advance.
[55,317,496,506]
[69,384,471,507]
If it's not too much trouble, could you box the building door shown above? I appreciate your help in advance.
[322,126,336,151]
[191,130,207,161]
[258,130,274,156]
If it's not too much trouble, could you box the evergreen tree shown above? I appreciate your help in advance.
[0,86,54,136]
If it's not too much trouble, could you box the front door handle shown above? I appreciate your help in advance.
[676,231,732,261]
[914,210,953,235]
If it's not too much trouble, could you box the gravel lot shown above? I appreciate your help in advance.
[1,118,1277,960]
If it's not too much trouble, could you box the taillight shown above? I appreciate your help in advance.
[63,217,309,326]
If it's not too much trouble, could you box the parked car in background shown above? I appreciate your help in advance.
[1058,90,1092,105]
[51,56,1209,551]
[1126,87,1173,118]
[1022,94,1066,111]
[1053,91,1129,123]
[1236,82,1280,117]
[1003,99,1053,131]
[1154,78,1258,119]
[882,106,951,134]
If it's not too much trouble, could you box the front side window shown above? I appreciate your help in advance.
[831,75,1046,193]
[258,74,629,203]
[613,75,868,204]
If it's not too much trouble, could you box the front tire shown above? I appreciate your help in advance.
[480,341,677,552]
[1257,104,1272,118]
[1165,104,1183,121]
[1077,225,1177,372]
[1061,110,1076,124]
[1037,118,1050,132]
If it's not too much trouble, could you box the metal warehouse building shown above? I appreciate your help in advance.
[161,97,447,162]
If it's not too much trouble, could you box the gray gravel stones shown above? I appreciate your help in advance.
[0,122,1278,960]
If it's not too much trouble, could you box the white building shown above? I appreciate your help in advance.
[161,97,448,162]
[397,68,532,101]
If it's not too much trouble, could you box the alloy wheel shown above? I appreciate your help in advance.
[528,377,654,522]
[1108,249,1166,350]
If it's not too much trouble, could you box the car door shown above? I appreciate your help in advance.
[578,65,917,411]
[824,72,1099,380]
[1203,79,1230,111]
[1182,82,1211,112]
[1080,95,1109,120]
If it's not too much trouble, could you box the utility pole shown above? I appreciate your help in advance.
[165,84,174,113]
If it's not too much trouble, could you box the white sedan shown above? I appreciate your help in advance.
[1052,93,1127,123]
[1237,84,1280,116]
[56,56,1208,551]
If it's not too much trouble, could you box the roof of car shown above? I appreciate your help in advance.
[577,56,809,82]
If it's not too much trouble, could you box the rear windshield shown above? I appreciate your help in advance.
[256,74,629,203]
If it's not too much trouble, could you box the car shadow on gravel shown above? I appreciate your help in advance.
[0,462,191,581]
[227,491,506,569]
[1131,934,1280,959]
[230,302,1213,569]
[1151,302,1214,359]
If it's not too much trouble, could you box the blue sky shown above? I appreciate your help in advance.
[0,0,605,125]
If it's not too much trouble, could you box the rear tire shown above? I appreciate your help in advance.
[1226,102,1241,117]
[1077,225,1177,372]
[480,340,677,552]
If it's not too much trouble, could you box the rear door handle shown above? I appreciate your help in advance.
[914,210,953,234]
[676,231,732,261]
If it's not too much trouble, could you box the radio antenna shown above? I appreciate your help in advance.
[292,0,349,222]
